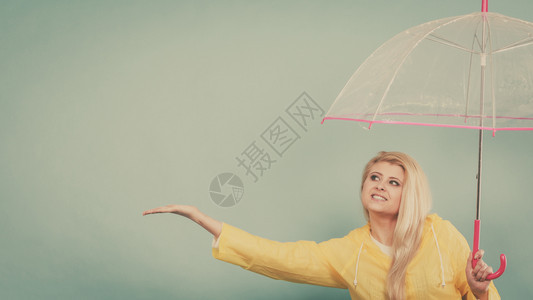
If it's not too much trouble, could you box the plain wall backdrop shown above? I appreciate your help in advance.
[1,0,532,299]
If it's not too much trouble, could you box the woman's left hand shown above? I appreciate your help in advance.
[466,249,493,299]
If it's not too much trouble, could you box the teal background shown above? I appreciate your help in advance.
[1,0,532,299]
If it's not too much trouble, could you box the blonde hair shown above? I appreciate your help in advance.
[361,152,432,300]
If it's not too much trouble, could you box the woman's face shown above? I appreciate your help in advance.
[361,161,405,219]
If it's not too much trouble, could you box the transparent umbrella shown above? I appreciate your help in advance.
[322,0,533,279]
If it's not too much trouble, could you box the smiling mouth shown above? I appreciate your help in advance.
[372,194,387,201]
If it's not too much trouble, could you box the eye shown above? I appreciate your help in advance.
[389,180,400,186]
[370,175,380,181]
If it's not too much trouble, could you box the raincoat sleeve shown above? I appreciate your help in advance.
[212,223,352,289]
[443,221,500,300]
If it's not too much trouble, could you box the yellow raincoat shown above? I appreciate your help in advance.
[213,214,500,299]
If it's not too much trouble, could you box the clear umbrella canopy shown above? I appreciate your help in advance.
[323,12,533,134]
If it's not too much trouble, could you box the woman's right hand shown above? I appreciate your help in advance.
[143,204,222,238]
[143,204,200,220]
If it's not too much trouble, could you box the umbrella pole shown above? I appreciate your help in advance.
[472,11,487,269]
[472,10,506,278]
[476,129,483,221]
[473,129,483,268]
[473,124,507,280]
[472,58,485,266]
[476,0,488,222]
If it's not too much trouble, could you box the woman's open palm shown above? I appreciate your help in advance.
[143,204,222,238]
[143,204,199,219]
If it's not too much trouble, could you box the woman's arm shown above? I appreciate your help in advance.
[143,204,349,289]
[143,205,222,238]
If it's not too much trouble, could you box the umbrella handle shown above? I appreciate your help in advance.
[472,220,507,280]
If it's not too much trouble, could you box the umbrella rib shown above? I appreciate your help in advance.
[370,14,476,125]
[464,34,478,123]
[474,32,484,52]
[492,37,533,54]
[426,34,481,54]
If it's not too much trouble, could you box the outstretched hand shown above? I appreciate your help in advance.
[143,204,199,219]
[466,249,493,299]
[143,204,223,238]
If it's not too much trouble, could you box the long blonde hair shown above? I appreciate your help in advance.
[361,152,432,300]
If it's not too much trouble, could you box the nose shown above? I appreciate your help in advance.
[376,182,385,191]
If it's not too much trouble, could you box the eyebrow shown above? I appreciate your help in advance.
[370,171,403,183]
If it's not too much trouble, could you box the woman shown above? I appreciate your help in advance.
[143,151,500,299]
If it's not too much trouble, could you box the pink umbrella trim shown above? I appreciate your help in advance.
[321,116,533,136]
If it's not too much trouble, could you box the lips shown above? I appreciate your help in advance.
[371,194,387,201]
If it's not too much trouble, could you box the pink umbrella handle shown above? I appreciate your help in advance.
[482,0,488,12]
[472,220,507,280]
